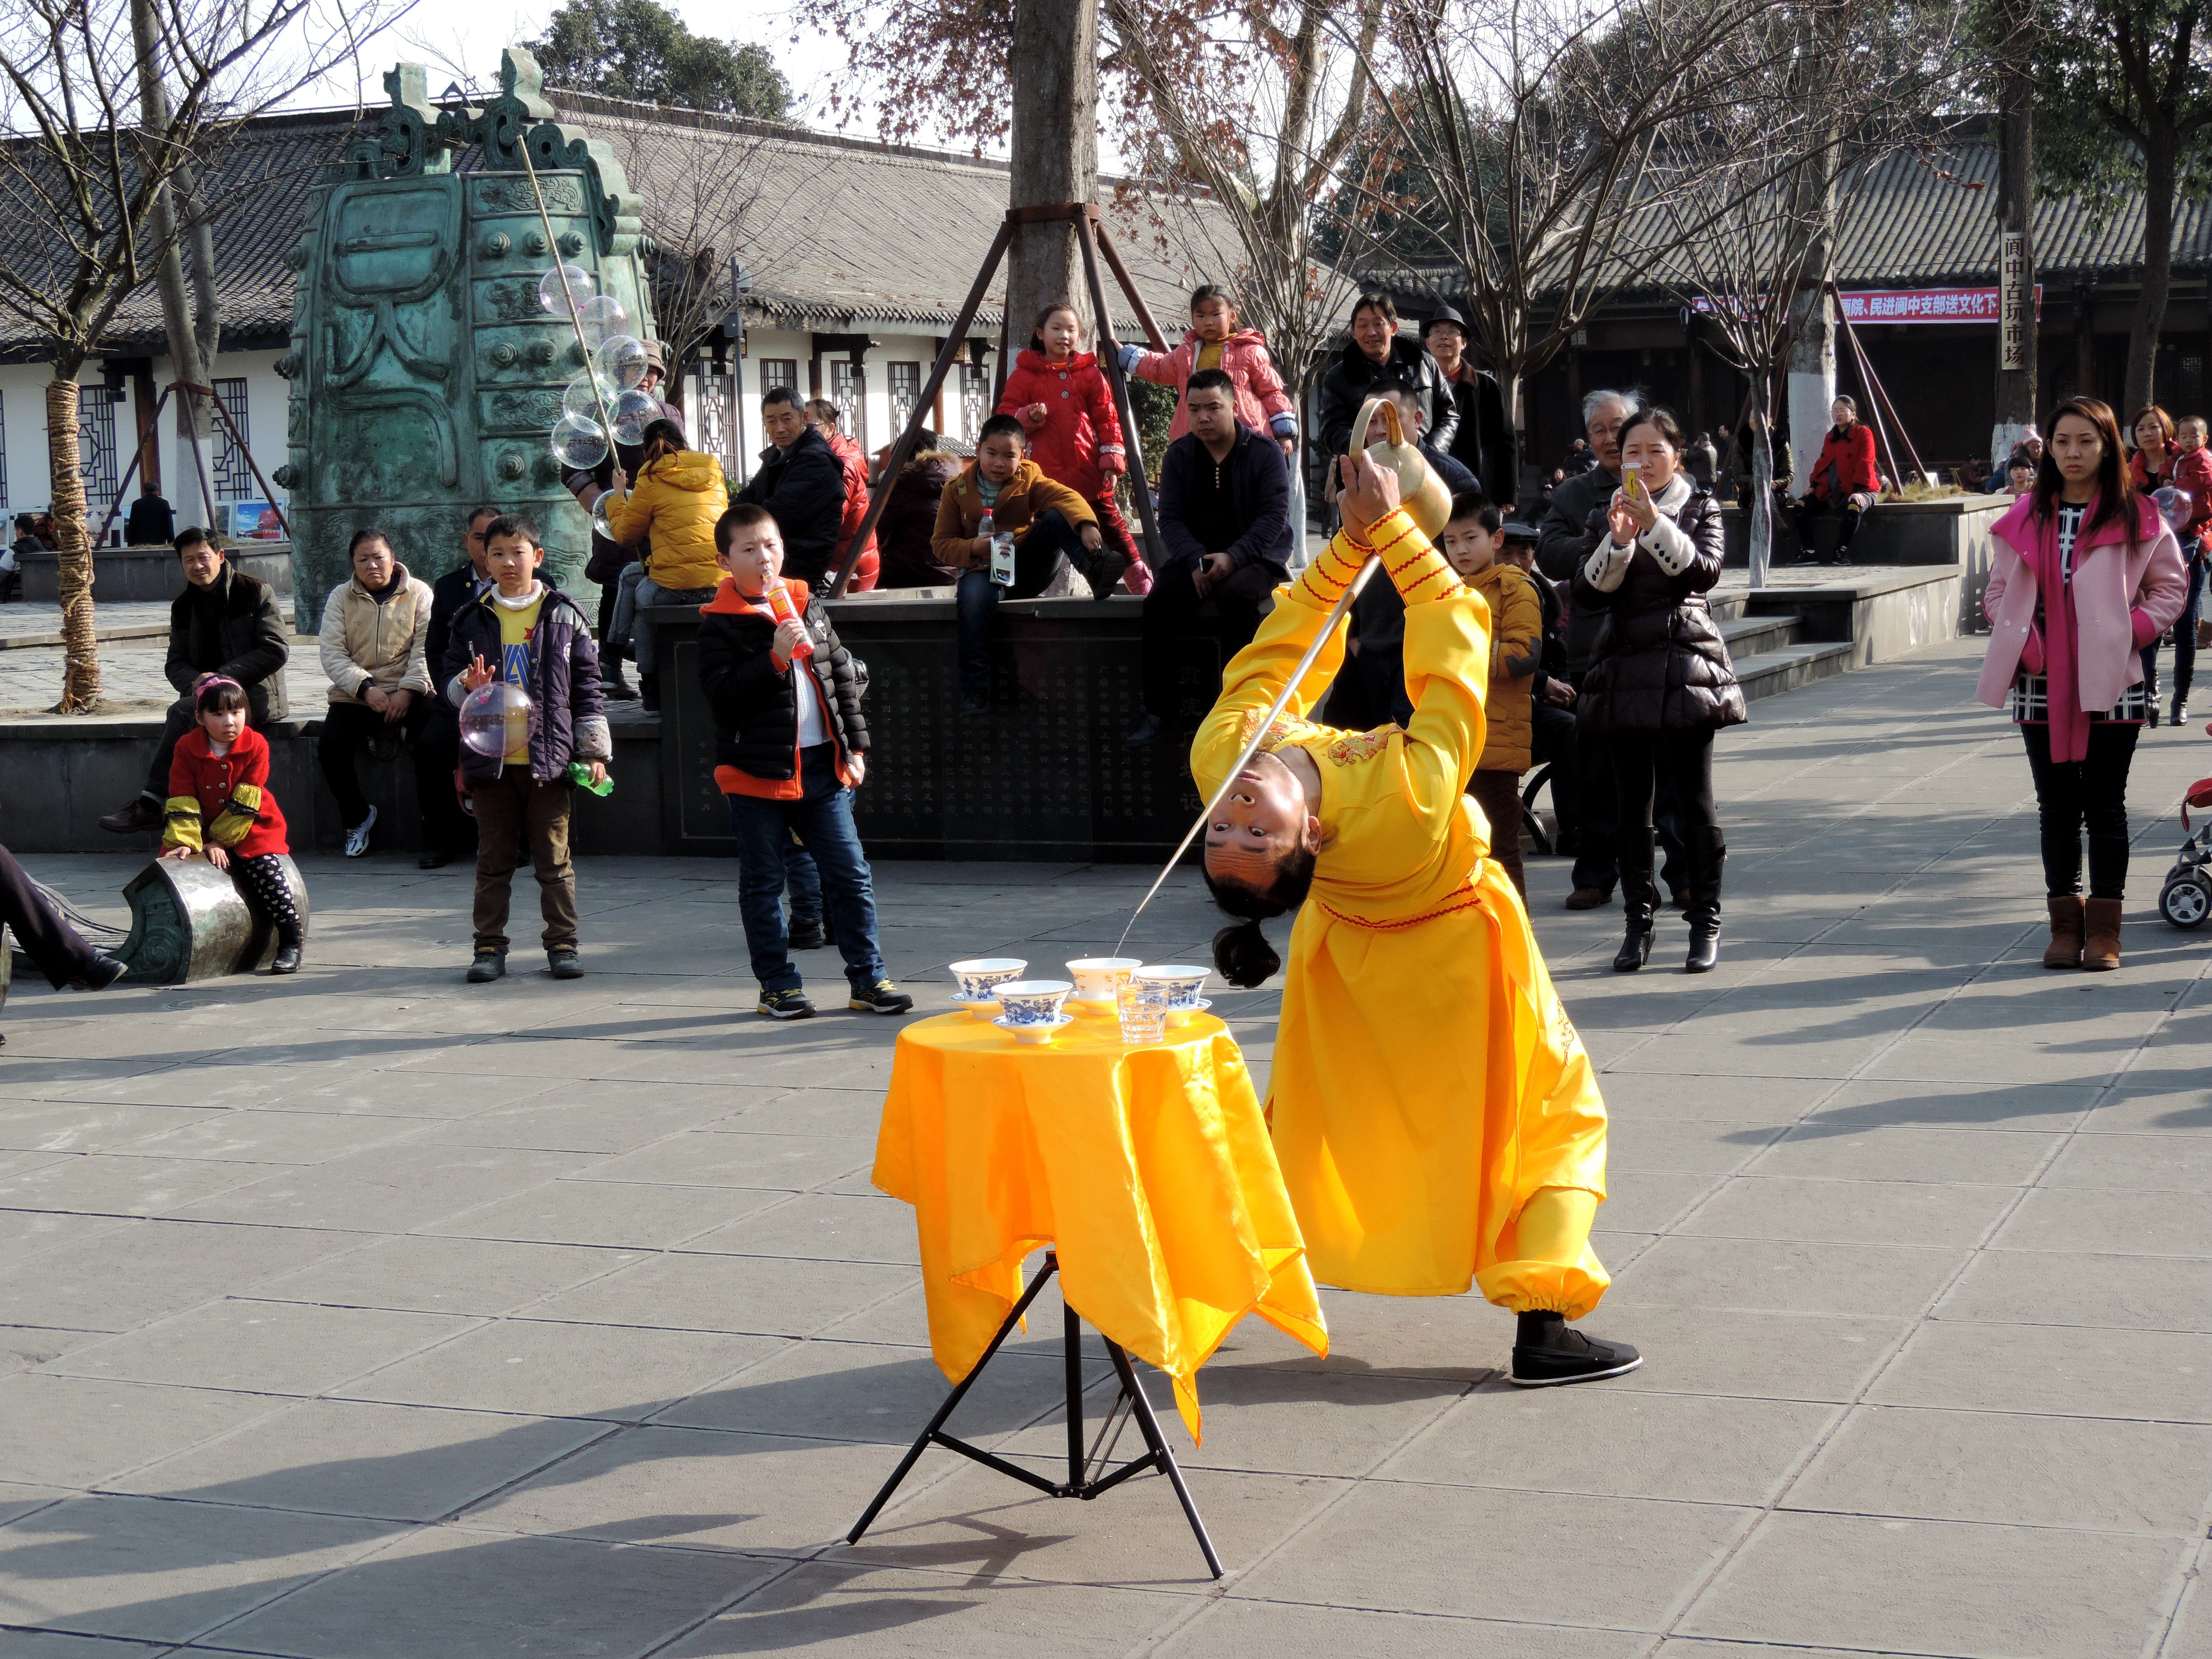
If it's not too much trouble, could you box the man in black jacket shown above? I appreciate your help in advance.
[734,386,845,591]
[562,342,680,701]
[123,486,175,548]
[99,530,289,835]
[1424,305,1516,508]
[412,506,497,867]
[1126,369,1292,747]
[698,503,910,1022]
[1315,291,1458,463]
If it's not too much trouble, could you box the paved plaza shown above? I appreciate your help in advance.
[0,632,2209,1656]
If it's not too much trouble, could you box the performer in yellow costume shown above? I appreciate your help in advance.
[1194,454,1639,1385]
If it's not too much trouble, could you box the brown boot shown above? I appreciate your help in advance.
[2042,895,2085,969]
[2083,897,2123,971]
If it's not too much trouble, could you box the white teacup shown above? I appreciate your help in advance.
[1066,957,1143,1006]
[994,979,1074,1027]
[1134,965,1209,1010]
[950,958,1027,1003]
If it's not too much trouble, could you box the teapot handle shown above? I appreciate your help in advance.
[1346,395,1405,470]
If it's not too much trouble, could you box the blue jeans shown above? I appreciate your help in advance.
[785,836,822,928]
[629,575,716,675]
[954,509,1106,694]
[726,744,886,992]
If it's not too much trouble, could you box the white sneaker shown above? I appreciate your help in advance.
[344,803,377,858]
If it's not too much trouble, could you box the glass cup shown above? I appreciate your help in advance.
[1117,980,1170,1045]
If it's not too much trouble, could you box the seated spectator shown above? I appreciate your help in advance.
[316,528,435,858]
[124,485,175,548]
[0,514,31,603]
[0,842,127,1031]
[606,418,731,713]
[933,412,1123,716]
[1503,521,1584,861]
[1121,283,1298,457]
[2005,458,2036,497]
[804,398,880,590]
[1125,368,1290,748]
[1792,395,1878,567]
[1985,427,2043,492]
[416,508,496,867]
[735,386,845,591]
[875,448,964,588]
[1563,437,1597,475]
[1336,387,1479,730]
[98,529,288,836]
[564,343,678,703]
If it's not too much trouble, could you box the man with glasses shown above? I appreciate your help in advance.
[415,507,498,867]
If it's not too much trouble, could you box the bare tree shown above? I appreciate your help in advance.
[0,0,412,712]
[1337,0,1805,493]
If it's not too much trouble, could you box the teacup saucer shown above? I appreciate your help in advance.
[1167,998,1213,1026]
[994,1013,1075,1045]
[951,993,1004,1018]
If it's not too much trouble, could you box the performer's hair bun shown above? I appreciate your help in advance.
[1212,918,1280,988]
[1202,848,1316,989]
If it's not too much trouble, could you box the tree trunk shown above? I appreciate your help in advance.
[2125,131,2176,415]
[130,0,217,527]
[1748,403,1774,590]
[1005,0,1098,356]
[47,375,99,713]
[1991,0,2038,464]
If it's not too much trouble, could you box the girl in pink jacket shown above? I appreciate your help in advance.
[1120,284,1298,453]
[1979,396,2187,971]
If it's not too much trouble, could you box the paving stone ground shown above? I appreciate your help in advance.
[2,632,2211,1658]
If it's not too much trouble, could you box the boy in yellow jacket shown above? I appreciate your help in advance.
[1440,489,1542,897]
[1192,452,1638,1387]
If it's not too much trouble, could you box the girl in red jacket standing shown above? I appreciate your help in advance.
[1792,396,1879,566]
[997,304,1149,591]
[160,676,304,973]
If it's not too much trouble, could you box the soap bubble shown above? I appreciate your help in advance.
[576,295,627,350]
[591,492,617,544]
[597,333,648,390]
[536,265,594,317]
[610,387,660,445]
[2155,486,2191,533]
[549,412,609,470]
[562,371,616,422]
[459,681,535,759]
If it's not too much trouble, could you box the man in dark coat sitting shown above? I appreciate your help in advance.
[734,385,846,591]
[1125,368,1292,748]
[98,529,289,835]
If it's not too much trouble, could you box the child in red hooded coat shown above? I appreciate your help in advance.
[996,304,1150,594]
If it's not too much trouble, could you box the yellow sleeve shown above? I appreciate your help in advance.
[161,798,204,852]
[207,784,263,847]
[1189,535,1357,800]
[605,479,650,543]
[1377,511,1489,812]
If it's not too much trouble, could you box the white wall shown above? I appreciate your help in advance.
[730,325,993,485]
[0,351,288,537]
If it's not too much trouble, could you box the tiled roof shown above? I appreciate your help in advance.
[546,92,1228,334]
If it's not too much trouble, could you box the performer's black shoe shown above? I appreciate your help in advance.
[1510,1312,1643,1387]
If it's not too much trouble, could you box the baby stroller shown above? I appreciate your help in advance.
[2156,771,2212,928]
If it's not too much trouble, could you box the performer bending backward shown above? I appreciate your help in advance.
[1193,449,1639,1386]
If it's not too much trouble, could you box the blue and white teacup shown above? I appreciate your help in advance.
[1134,965,1209,1011]
[950,958,1027,1003]
[993,979,1073,1027]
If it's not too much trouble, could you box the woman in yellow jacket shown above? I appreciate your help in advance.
[606,418,730,711]
[1193,452,1637,1387]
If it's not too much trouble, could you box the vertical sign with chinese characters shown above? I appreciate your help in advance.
[2000,232,2028,371]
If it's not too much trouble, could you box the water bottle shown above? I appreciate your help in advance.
[983,509,1016,586]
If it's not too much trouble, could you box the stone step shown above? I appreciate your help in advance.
[1733,639,1858,703]
[1720,611,1803,657]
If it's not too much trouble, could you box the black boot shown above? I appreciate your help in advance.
[1614,829,1657,971]
[1683,826,1725,973]
[639,671,661,714]
[1510,1311,1643,1386]
[2174,661,2193,727]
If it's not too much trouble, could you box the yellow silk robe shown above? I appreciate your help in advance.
[1190,510,1612,1314]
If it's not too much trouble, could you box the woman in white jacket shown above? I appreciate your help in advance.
[317,529,435,857]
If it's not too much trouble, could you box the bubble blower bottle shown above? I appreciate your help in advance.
[765,582,814,659]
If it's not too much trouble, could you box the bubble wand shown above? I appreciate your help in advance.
[515,136,623,463]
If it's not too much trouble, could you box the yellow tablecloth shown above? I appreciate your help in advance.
[872,1009,1328,1439]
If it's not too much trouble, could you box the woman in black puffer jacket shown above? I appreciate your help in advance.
[1573,406,1745,975]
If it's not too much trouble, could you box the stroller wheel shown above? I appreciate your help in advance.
[2160,876,2212,929]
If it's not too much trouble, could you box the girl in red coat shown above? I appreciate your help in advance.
[1793,396,1879,566]
[997,304,1149,591]
[160,676,304,973]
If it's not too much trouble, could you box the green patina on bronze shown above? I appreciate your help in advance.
[277,47,658,625]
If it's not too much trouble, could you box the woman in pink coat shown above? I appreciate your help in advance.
[1120,284,1298,454]
[1979,396,2188,971]
[997,304,1147,583]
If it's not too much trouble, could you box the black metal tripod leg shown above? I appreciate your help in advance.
[1064,1287,1086,1489]
[1103,1338,1224,1579]
[846,1257,1061,1544]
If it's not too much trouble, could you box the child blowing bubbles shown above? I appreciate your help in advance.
[161,676,305,973]
[698,504,911,1021]
[1440,490,1543,899]
[441,513,610,984]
